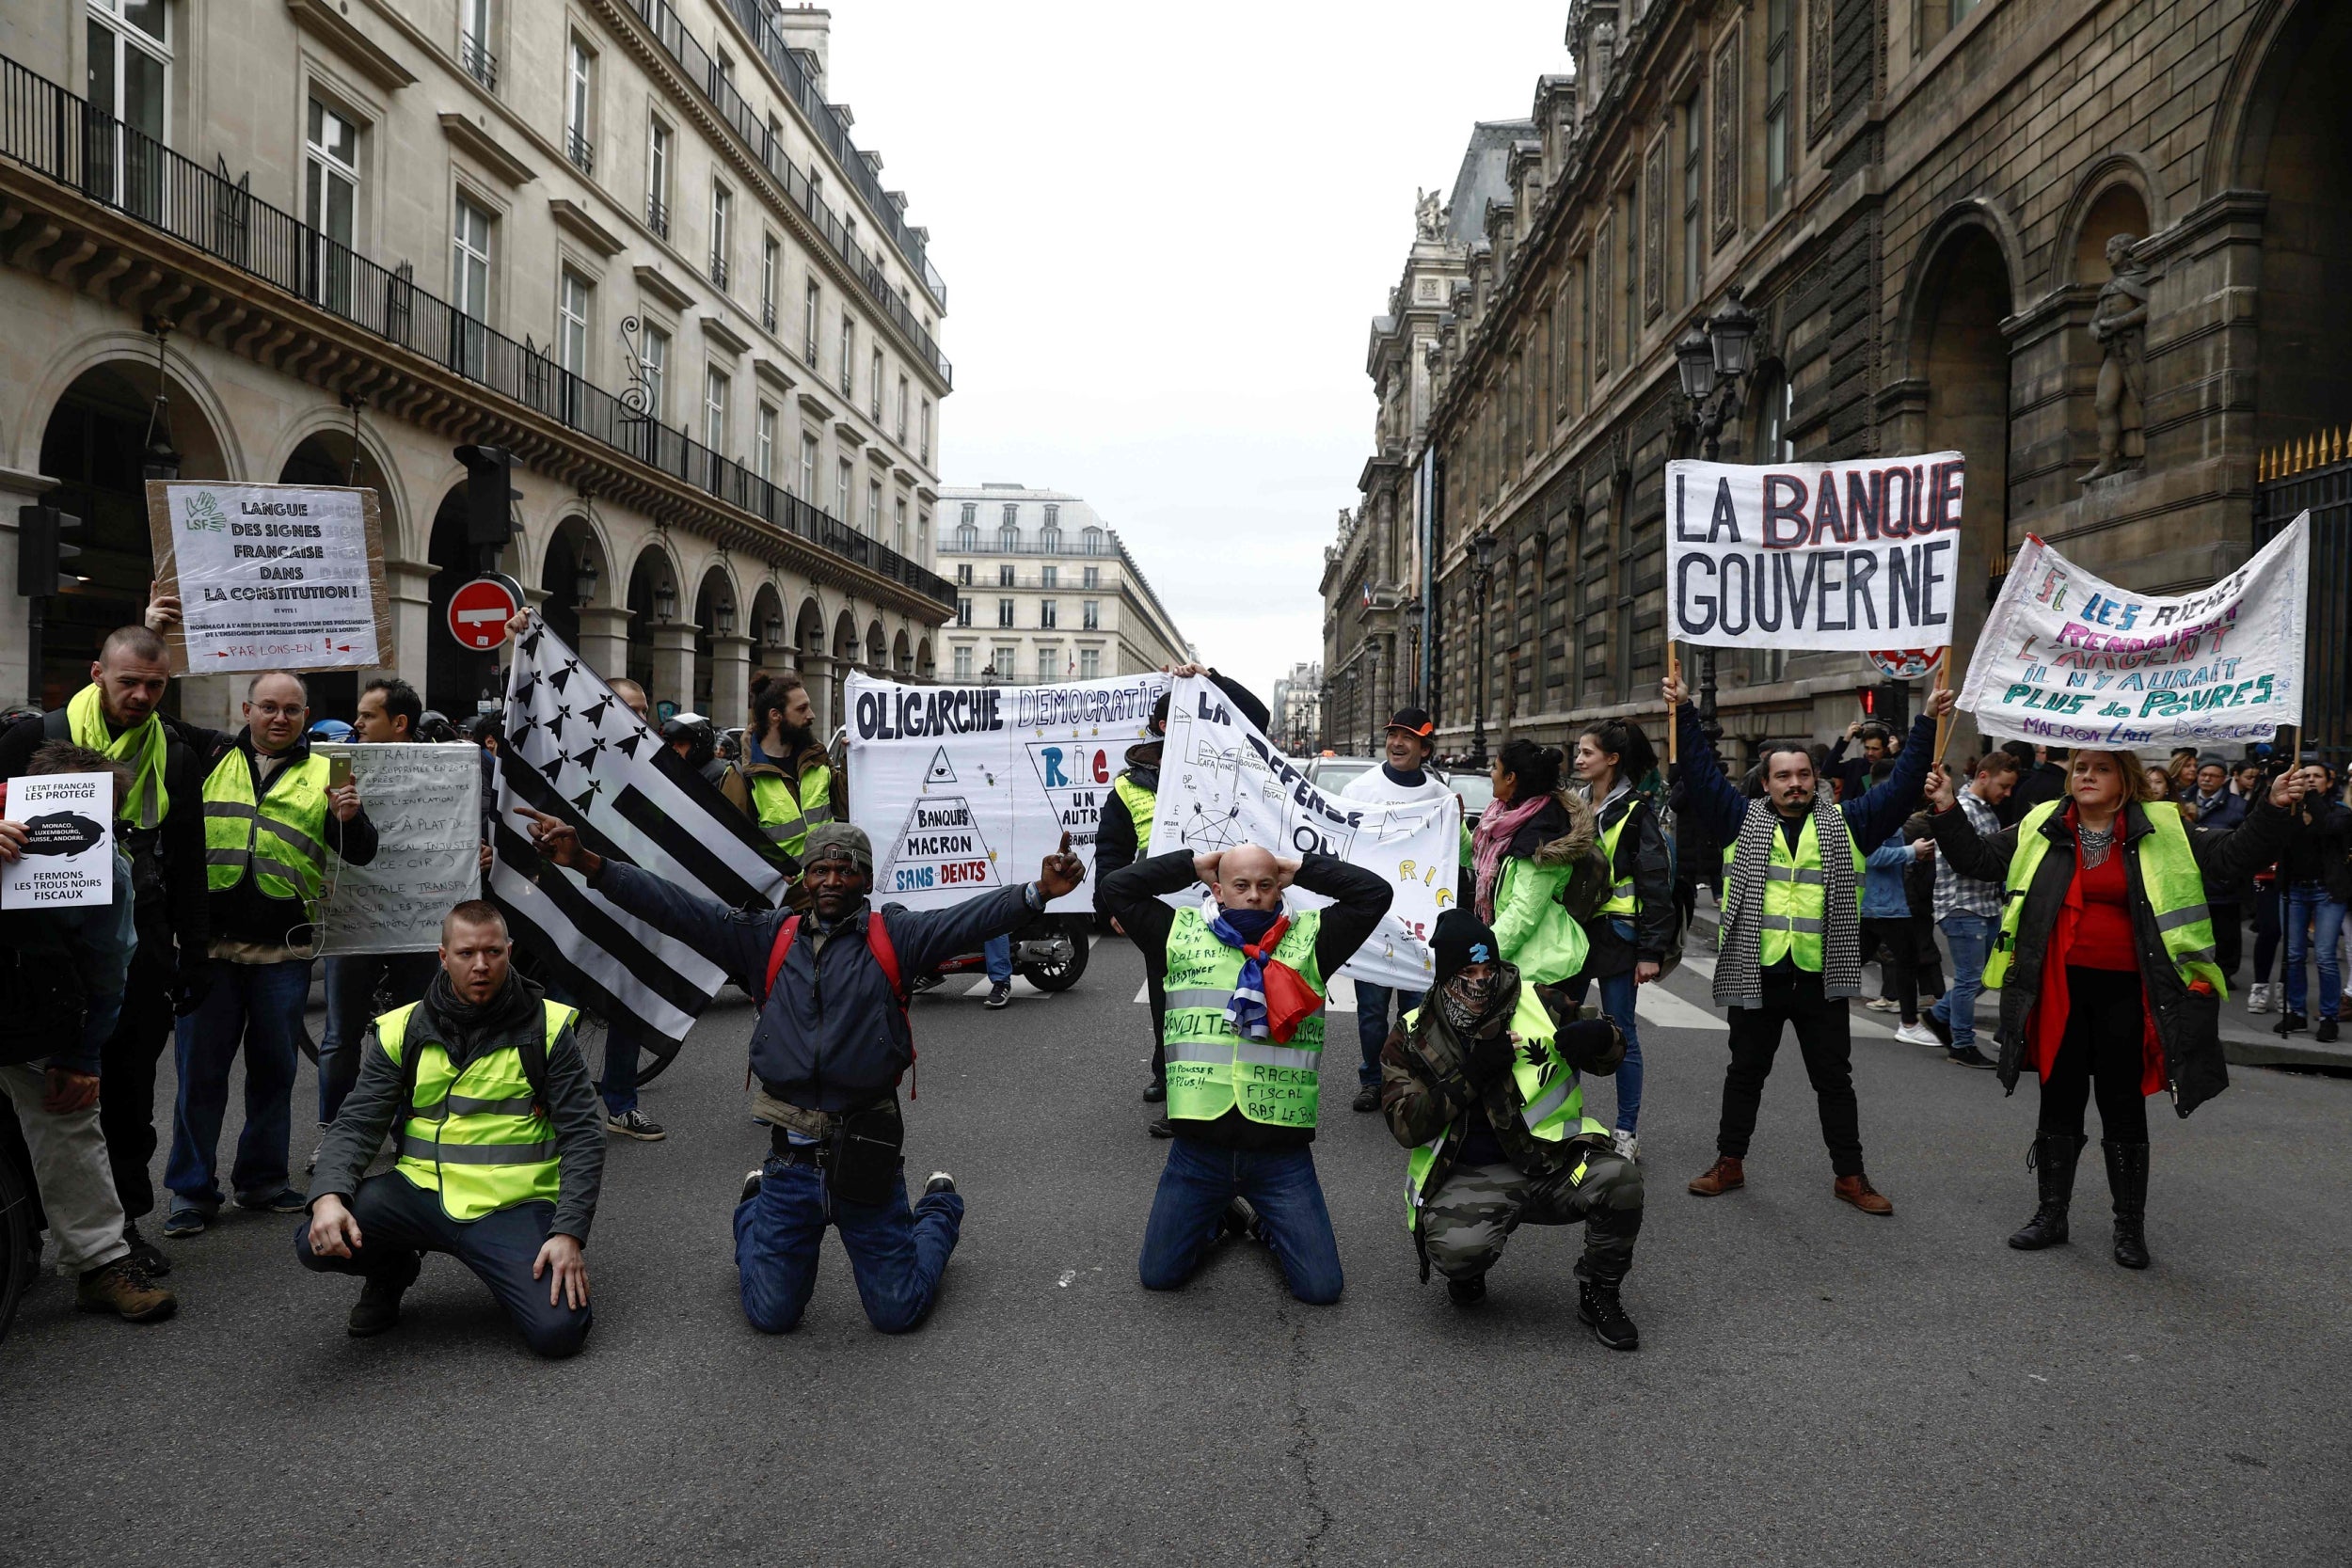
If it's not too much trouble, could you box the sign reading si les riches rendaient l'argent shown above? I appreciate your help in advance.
[1665,454,1965,652]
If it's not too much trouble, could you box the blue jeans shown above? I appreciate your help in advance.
[2283,881,2346,1019]
[598,1013,651,1117]
[1137,1137,1343,1305]
[1566,933,1645,1134]
[1353,983,1423,1086]
[1931,912,2000,1052]
[166,958,312,1209]
[734,1155,965,1333]
[319,952,439,1123]
[983,933,1013,985]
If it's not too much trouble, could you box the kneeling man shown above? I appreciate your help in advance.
[297,901,602,1357]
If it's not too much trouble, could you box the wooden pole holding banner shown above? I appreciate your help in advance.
[1666,643,1681,765]
[1931,647,1955,766]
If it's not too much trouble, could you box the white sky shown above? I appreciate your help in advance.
[825,1,1571,705]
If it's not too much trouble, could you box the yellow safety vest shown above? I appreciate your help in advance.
[1720,811,1865,972]
[1596,797,1640,917]
[380,1000,577,1222]
[750,758,834,863]
[1402,985,1611,1231]
[1114,773,1156,848]
[202,750,331,919]
[1981,800,2225,996]
[1161,906,1327,1128]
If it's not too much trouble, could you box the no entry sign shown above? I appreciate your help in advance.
[447,575,522,650]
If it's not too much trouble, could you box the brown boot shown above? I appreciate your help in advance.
[1688,1156,1745,1196]
[1834,1174,1894,1215]
[76,1259,178,1323]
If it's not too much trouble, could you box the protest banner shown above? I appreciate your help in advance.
[147,480,394,674]
[1666,453,1965,651]
[1147,675,1460,990]
[313,743,483,955]
[1,771,114,910]
[845,670,1168,914]
[1957,514,2310,749]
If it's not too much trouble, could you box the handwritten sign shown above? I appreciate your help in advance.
[2,771,115,910]
[313,743,483,955]
[1666,454,1964,651]
[1957,515,2310,748]
[147,481,393,673]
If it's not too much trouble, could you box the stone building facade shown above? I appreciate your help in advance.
[0,0,951,736]
[1271,659,1322,754]
[1339,0,2352,766]
[935,485,1190,684]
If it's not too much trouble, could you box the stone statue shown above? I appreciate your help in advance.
[2082,232,2150,483]
[1415,188,1444,243]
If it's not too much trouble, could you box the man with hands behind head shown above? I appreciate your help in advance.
[522,809,1086,1335]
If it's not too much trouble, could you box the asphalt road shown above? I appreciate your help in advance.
[6,938,2349,1566]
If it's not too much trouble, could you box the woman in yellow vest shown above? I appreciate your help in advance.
[1565,718,1674,1162]
[1380,909,1642,1346]
[1927,751,2306,1269]
[1467,739,1597,1016]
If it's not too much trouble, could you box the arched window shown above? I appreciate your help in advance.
[1754,364,1794,461]
[956,524,977,550]
[998,522,1019,550]
[1083,527,1104,556]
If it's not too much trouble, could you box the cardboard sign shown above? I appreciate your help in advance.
[313,743,484,955]
[3,771,116,910]
[147,481,394,673]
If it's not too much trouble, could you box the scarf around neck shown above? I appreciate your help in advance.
[1206,903,1295,1041]
[69,683,167,830]
[1714,792,1863,1009]
[1470,791,1551,924]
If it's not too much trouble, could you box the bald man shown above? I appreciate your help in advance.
[1099,841,1392,1304]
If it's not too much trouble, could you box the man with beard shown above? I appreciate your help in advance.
[1095,664,1272,1129]
[298,901,603,1356]
[741,673,834,872]
[1381,909,1641,1346]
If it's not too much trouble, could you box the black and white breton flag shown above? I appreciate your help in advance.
[489,619,787,1044]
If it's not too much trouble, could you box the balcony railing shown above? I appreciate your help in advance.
[2258,430,2352,768]
[708,251,728,290]
[459,34,499,91]
[0,55,956,612]
[566,125,594,175]
[761,299,777,332]
[645,193,669,240]
[618,0,950,385]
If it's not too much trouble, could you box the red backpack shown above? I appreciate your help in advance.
[759,911,917,1095]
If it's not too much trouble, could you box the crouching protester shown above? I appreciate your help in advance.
[1382,910,1642,1348]
[298,901,603,1356]
[0,744,175,1321]
[521,811,1087,1335]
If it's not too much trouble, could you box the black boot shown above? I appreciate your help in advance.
[2008,1132,2081,1250]
[1577,1277,1639,1351]
[2103,1139,2151,1270]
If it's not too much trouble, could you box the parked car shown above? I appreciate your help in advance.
[1303,753,1377,795]
[1437,767,1494,831]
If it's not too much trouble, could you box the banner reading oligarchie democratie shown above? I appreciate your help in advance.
[846,671,1167,915]
[1665,453,1966,650]
[1957,514,2310,749]
[1146,676,1459,991]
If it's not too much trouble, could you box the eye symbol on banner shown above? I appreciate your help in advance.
[925,746,958,784]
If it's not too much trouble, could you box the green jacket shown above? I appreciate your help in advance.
[1489,790,1597,985]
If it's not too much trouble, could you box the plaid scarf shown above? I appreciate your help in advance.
[1207,904,1290,1041]
[1714,791,1864,1010]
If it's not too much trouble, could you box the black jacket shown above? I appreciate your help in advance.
[2278,795,2352,903]
[1575,787,1675,976]
[1100,848,1393,1148]
[179,724,380,948]
[0,702,211,964]
[1998,761,2069,827]
[1091,747,1159,917]
[1929,795,2294,1117]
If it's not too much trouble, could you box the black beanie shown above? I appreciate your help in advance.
[1431,908,1501,989]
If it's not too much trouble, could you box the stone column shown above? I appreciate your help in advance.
[0,465,52,707]
[384,559,437,697]
[708,633,755,729]
[796,651,834,735]
[650,622,696,717]
[573,606,632,687]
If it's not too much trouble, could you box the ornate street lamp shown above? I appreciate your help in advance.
[714,600,737,638]
[1469,525,1498,769]
[1678,286,1765,740]
[654,578,677,623]
[573,555,600,608]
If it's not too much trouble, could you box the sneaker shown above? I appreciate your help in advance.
[76,1259,177,1323]
[235,1187,309,1213]
[1895,1022,1943,1047]
[1141,1079,1167,1103]
[1947,1045,1997,1069]
[1148,1117,1175,1140]
[1920,1011,1953,1048]
[1577,1278,1640,1351]
[924,1171,957,1197]
[910,973,946,994]
[739,1168,764,1204]
[1220,1196,1262,1243]
[1612,1130,1639,1162]
[1863,997,1899,1013]
[984,982,1012,1008]
[607,1108,667,1141]
[2247,981,2273,1015]
[347,1253,420,1338]
[1446,1273,1487,1307]
[1351,1083,1381,1114]
[161,1204,210,1239]
[2320,1018,2342,1044]
[120,1223,169,1278]
[2276,1011,2309,1037]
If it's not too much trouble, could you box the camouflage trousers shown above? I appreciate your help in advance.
[1419,1148,1644,1287]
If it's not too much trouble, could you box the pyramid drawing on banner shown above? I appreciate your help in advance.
[879,793,1002,896]
[924,746,958,784]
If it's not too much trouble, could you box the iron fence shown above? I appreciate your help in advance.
[2256,436,2352,767]
[0,54,955,611]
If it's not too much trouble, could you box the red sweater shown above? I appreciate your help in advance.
[2029,810,2165,1095]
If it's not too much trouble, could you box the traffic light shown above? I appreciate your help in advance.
[453,444,518,550]
[17,503,86,596]
[1858,681,1910,730]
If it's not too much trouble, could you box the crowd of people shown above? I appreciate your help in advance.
[4,595,2338,1361]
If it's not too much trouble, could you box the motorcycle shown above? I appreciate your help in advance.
[914,909,1091,993]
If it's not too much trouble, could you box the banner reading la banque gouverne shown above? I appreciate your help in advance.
[1147,675,1459,991]
[1666,453,1965,650]
[1957,514,2309,749]
[845,671,1166,914]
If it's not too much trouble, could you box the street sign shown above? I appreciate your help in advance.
[1866,648,1942,680]
[447,575,522,650]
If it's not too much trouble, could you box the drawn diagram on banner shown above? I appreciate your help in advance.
[881,794,1002,896]
[1024,740,1116,849]
[925,746,958,784]
[1179,799,1249,853]
[1175,742,1360,861]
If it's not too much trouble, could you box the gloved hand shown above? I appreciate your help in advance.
[1556,1018,1627,1077]
[172,960,217,1018]
[1462,1029,1517,1089]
